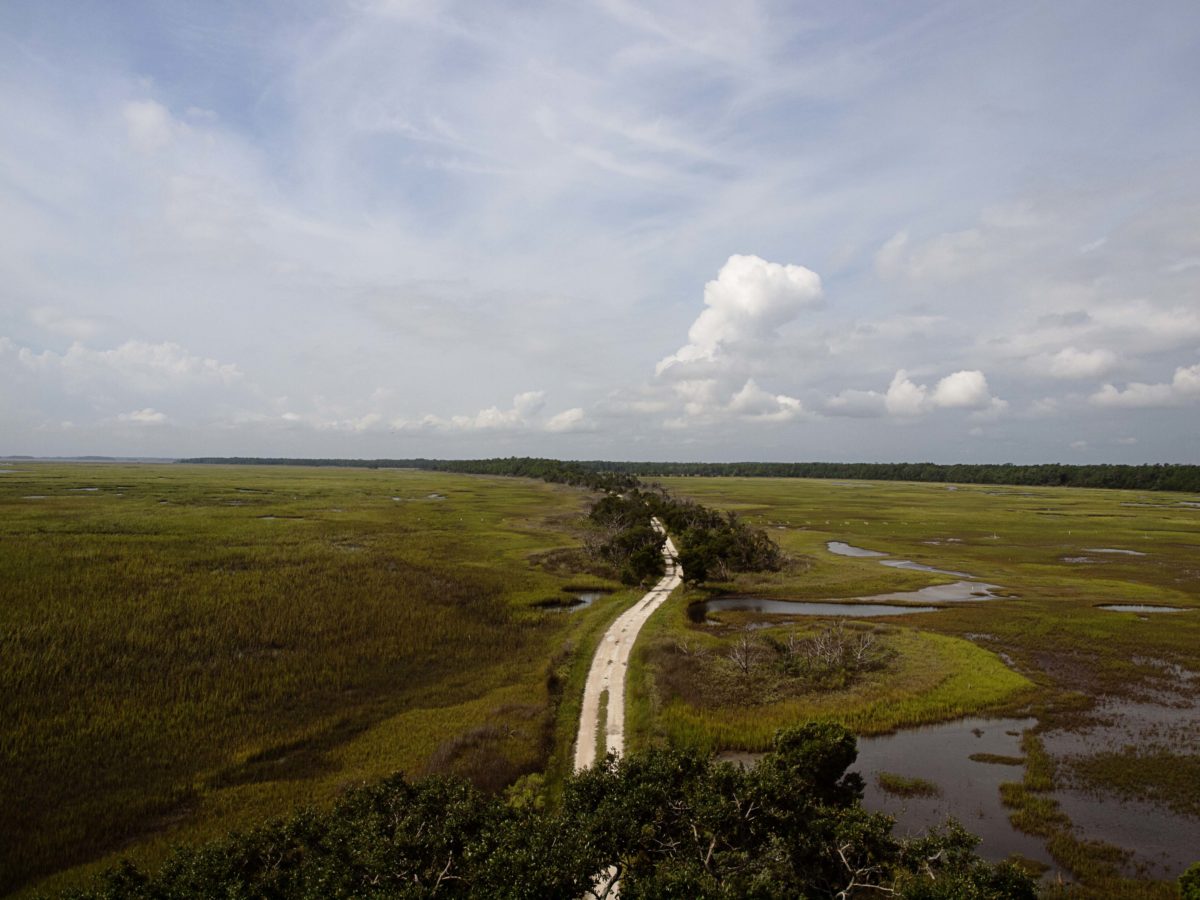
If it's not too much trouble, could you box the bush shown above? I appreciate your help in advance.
[65,724,1035,899]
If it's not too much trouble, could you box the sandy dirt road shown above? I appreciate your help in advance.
[573,520,681,772]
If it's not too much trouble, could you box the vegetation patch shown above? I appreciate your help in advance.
[59,724,1038,900]
[1069,749,1200,818]
[583,488,782,585]
[877,771,941,798]
[0,463,608,895]
[969,753,1025,766]
[641,621,1032,751]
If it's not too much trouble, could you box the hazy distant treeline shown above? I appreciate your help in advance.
[180,456,637,492]
[179,457,1200,492]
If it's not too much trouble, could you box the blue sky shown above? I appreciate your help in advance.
[2,1,1198,461]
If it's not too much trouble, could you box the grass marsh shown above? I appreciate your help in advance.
[0,463,625,895]
[630,476,1200,888]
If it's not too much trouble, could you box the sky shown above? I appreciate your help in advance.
[1,1,1198,463]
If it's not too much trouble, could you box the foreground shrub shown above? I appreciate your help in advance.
[63,724,1035,899]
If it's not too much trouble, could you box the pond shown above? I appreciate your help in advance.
[721,717,1055,869]
[828,540,973,577]
[688,577,1003,622]
[862,581,1001,603]
[827,541,887,558]
[535,591,608,612]
[688,597,938,622]
[879,559,972,577]
[855,717,1053,868]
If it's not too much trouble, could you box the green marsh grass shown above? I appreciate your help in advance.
[876,772,941,798]
[0,463,619,895]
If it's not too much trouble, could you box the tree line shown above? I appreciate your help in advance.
[572,460,1200,492]
[180,457,1200,492]
[63,724,1039,900]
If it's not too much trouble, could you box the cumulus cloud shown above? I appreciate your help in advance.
[885,370,930,417]
[728,379,805,422]
[1090,363,1200,408]
[656,376,805,428]
[657,254,822,376]
[829,369,1000,419]
[1039,346,1120,379]
[931,369,992,409]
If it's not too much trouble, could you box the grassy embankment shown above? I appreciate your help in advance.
[627,476,1199,894]
[0,463,636,896]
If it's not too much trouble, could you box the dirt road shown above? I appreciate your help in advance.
[573,520,682,771]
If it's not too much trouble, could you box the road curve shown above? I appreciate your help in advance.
[573,519,682,772]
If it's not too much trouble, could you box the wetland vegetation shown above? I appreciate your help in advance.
[4,461,1198,897]
[0,463,632,895]
[628,475,1199,896]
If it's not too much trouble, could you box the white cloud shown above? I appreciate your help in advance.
[117,408,168,424]
[1042,346,1120,379]
[885,370,930,417]
[657,254,822,375]
[1090,363,1200,408]
[1176,364,1200,396]
[670,378,721,418]
[931,369,992,409]
[844,368,1001,419]
[423,390,547,431]
[16,340,243,392]
[728,378,804,422]
[1090,382,1173,408]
